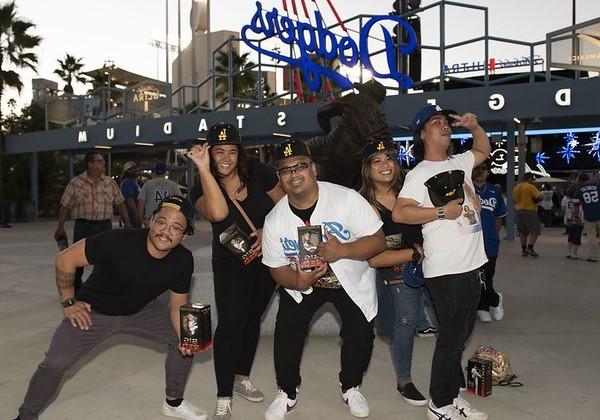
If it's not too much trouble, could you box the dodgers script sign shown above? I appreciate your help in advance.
[241,1,417,91]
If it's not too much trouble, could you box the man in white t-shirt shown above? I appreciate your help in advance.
[393,105,491,420]
[137,162,182,226]
[261,139,385,420]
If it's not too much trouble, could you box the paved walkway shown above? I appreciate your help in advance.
[1,221,598,419]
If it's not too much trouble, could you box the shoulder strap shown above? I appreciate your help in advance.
[228,194,257,233]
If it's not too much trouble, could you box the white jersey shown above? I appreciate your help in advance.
[398,151,487,278]
[540,190,554,210]
[138,177,182,219]
[262,182,383,321]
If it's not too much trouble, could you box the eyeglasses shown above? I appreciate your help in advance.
[153,218,186,235]
[277,161,311,177]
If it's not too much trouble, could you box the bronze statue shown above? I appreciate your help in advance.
[305,79,392,188]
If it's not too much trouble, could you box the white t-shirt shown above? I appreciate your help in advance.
[540,190,554,210]
[138,177,182,218]
[562,196,582,225]
[262,182,383,322]
[398,151,487,278]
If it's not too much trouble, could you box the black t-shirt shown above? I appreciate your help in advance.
[76,229,193,316]
[189,159,278,265]
[378,206,422,280]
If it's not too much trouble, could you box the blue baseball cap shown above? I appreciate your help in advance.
[412,104,457,133]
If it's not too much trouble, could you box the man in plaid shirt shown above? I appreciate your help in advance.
[55,152,130,290]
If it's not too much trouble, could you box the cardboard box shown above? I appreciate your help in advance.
[467,357,492,397]
[180,303,212,353]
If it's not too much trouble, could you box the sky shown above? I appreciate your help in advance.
[4,0,598,113]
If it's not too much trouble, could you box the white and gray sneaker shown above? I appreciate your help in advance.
[490,292,504,321]
[264,389,298,420]
[476,310,492,323]
[161,400,208,420]
[213,397,232,420]
[426,401,461,420]
[233,378,264,402]
[453,396,488,419]
[340,386,369,418]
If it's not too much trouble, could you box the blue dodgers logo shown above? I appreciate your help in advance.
[279,221,351,257]
[241,1,417,91]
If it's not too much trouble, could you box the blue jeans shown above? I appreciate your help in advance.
[417,286,439,330]
[375,270,421,381]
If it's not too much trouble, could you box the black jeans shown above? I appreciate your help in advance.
[478,256,500,311]
[425,270,481,408]
[274,287,374,397]
[73,219,112,291]
[212,259,275,397]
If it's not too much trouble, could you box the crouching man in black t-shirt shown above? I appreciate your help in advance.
[13,196,207,420]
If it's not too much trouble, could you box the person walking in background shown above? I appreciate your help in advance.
[576,173,600,263]
[138,162,182,227]
[120,161,141,228]
[539,185,555,228]
[563,185,584,259]
[393,104,490,420]
[55,152,130,291]
[472,162,507,323]
[187,123,284,420]
[512,173,542,257]
[14,196,207,420]
[358,139,429,408]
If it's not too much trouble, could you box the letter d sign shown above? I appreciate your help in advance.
[555,88,571,106]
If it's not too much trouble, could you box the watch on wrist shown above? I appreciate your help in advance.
[436,206,446,220]
[61,297,76,308]
[411,247,421,264]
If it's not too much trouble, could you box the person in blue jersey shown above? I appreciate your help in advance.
[575,173,600,263]
[472,162,507,323]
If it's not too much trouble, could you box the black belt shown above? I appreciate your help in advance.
[75,219,111,224]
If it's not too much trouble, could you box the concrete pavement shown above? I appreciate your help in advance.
[1,220,598,419]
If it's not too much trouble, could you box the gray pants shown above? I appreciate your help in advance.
[18,299,193,420]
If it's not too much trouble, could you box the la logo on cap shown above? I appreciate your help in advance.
[283,143,293,157]
[377,141,385,151]
[218,129,228,142]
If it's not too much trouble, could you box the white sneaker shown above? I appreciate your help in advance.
[162,400,208,420]
[426,401,461,420]
[489,292,504,321]
[453,396,488,419]
[340,386,369,418]
[213,398,232,420]
[476,310,492,323]
[265,389,298,420]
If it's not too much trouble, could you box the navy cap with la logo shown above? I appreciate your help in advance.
[412,104,457,133]
[207,122,241,145]
[361,139,398,162]
[274,139,310,164]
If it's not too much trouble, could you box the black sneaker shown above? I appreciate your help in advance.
[417,327,438,337]
[526,248,539,257]
[397,382,428,407]
[521,250,529,257]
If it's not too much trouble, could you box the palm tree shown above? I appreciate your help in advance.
[214,50,257,108]
[54,53,86,94]
[0,1,41,226]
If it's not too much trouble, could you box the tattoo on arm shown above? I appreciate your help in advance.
[56,268,76,291]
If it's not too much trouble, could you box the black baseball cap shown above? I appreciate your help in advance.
[274,139,311,165]
[424,170,465,207]
[207,122,241,146]
[362,139,398,162]
[157,195,196,235]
